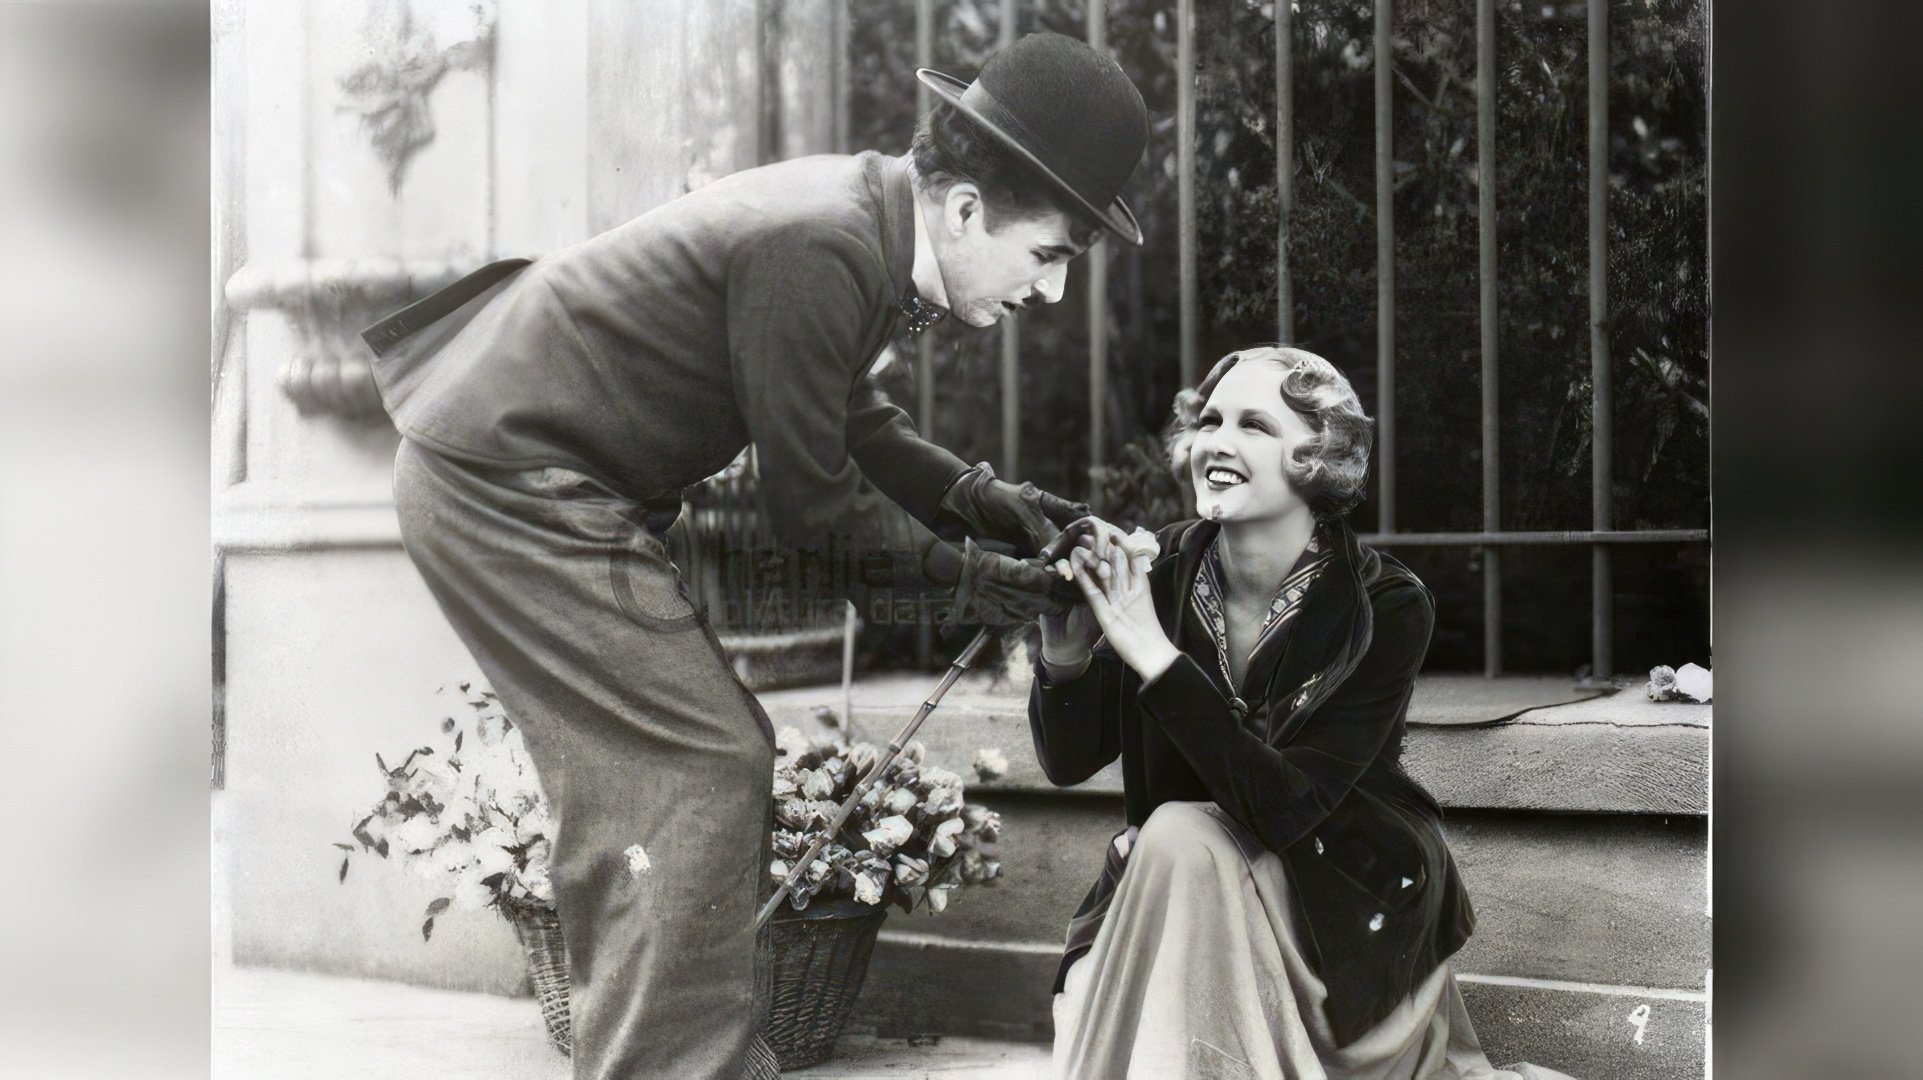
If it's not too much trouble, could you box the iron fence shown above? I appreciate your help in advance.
[700,0,1709,678]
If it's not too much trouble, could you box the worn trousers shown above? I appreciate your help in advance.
[392,437,779,1080]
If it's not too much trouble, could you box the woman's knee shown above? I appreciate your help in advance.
[1134,801,1243,877]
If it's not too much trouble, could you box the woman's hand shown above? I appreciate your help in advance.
[1066,530,1181,684]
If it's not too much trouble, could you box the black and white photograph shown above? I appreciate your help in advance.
[198,1,1714,1077]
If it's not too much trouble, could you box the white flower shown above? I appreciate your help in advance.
[892,854,930,887]
[775,797,810,828]
[434,839,476,876]
[623,843,652,879]
[771,768,800,799]
[1674,662,1713,703]
[513,804,551,846]
[520,861,555,903]
[854,870,885,906]
[1121,526,1161,561]
[920,784,963,817]
[902,741,926,765]
[777,726,812,759]
[1646,665,1679,701]
[472,827,516,876]
[475,710,510,747]
[846,743,880,775]
[453,876,495,910]
[931,817,965,858]
[972,748,1009,782]
[862,814,913,854]
[390,814,442,855]
[770,859,791,882]
[927,883,955,913]
[881,787,919,815]
[800,768,835,801]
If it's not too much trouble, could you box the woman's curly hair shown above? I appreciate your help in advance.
[1179,345,1374,518]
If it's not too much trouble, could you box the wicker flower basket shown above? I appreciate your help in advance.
[502,901,572,1056]
[767,897,890,1070]
[498,896,887,1068]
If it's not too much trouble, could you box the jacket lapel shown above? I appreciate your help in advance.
[1260,519,1374,744]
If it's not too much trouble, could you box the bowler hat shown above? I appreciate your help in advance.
[917,32,1148,246]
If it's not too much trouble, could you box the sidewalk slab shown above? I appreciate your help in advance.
[213,965,1048,1080]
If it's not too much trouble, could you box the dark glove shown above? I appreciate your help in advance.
[946,539,1074,628]
[938,463,1089,558]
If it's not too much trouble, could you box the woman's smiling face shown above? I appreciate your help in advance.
[1189,358,1319,523]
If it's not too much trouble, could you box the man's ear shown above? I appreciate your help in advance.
[943,182,983,237]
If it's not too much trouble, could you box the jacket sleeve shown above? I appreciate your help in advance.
[726,226,950,592]
[1026,647,1127,787]
[845,378,972,528]
[1136,581,1434,854]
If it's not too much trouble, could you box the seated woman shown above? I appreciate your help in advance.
[1030,347,1576,1079]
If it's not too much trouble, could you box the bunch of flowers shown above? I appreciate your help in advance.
[338,684,555,940]
[770,728,1002,916]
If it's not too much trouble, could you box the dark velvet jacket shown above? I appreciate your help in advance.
[1027,516,1475,1047]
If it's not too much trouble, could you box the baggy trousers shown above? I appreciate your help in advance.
[392,437,780,1080]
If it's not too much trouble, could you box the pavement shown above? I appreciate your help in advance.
[213,965,1050,1080]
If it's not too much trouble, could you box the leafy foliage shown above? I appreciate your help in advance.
[847,0,1707,672]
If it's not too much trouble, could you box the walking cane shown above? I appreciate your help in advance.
[755,626,995,930]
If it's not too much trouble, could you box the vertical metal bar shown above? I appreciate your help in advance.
[1176,0,1198,388]
[833,0,851,155]
[1000,0,1021,478]
[1275,0,1293,342]
[1588,0,1612,679]
[1088,0,1109,483]
[915,0,937,440]
[1477,0,1501,677]
[1374,0,1395,534]
[916,0,935,666]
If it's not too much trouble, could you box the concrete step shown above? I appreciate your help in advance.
[853,937,1705,1080]
[757,671,1709,816]
[892,796,1708,992]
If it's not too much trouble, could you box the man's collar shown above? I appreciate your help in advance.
[894,155,950,334]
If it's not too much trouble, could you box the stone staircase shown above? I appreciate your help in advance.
[756,668,1710,1080]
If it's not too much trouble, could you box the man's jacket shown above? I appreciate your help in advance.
[362,151,969,584]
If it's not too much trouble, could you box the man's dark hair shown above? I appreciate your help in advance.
[910,103,1104,244]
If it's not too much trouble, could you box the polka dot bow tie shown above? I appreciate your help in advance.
[896,291,948,334]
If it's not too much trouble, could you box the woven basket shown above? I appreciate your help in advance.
[502,901,572,1056]
[767,897,890,1070]
[496,896,886,1069]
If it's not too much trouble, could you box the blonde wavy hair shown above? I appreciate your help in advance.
[1176,345,1375,518]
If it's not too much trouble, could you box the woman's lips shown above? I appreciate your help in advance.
[1203,466,1247,491]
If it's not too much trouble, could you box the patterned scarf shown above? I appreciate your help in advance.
[1189,527,1331,702]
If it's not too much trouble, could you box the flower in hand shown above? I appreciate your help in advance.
[1060,524,1181,684]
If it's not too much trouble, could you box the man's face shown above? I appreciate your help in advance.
[935,188,1086,328]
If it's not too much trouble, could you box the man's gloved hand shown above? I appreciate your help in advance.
[938,463,1089,558]
[946,538,1074,628]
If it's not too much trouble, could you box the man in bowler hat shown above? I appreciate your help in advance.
[363,32,1148,1080]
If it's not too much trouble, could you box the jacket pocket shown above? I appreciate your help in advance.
[1307,800,1429,911]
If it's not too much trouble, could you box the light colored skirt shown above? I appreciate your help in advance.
[1051,802,1578,1080]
